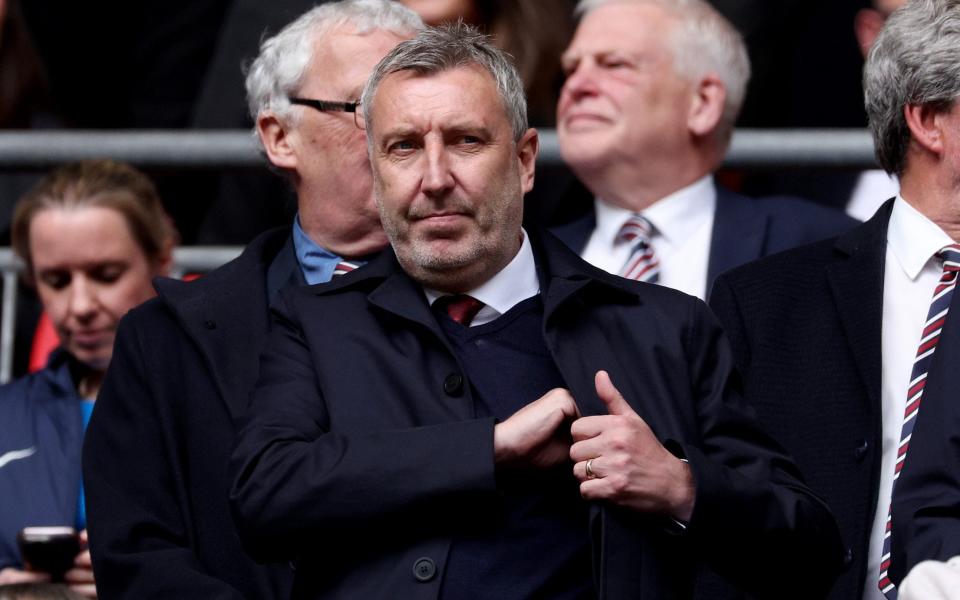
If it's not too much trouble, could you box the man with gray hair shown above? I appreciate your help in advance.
[552,0,854,300]
[710,1,960,598]
[81,1,421,597]
[230,23,843,599]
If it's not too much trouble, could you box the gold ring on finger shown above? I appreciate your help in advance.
[586,458,597,479]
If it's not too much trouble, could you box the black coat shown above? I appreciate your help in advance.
[82,228,298,599]
[709,202,894,600]
[230,229,844,599]
[550,186,857,300]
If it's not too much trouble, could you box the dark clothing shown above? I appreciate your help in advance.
[230,229,844,600]
[82,228,297,599]
[550,187,857,299]
[709,201,894,600]
[0,350,83,571]
[437,297,593,600]
[889,281,960,584]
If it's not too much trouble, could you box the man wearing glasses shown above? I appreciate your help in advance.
[81,2,422,598]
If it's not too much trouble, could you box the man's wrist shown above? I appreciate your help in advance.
[669,458,696,522]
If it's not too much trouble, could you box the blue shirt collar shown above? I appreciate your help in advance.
[293,215,349,285]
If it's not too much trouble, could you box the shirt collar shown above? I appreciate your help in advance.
[424,228,540,320]
[595,175,715,246]
[292,214,341,285]
[887,195,955,280]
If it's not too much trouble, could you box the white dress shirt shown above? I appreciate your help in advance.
[863,196,956,600]
[900,556,960,600]
[580,175,716,300]
[424,228,540,326]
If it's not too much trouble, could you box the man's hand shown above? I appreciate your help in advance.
[494,388,580,469]
[64,529,97,598]
[570,371,695,521]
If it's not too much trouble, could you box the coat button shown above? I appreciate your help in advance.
[843,547,853,567]
[443,373,463,396]
[413,557,436,582]
[854,439,869,461]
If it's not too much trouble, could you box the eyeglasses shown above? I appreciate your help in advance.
[288,97,365,129]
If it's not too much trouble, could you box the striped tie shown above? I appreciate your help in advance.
[617,214,660,283]
[879,243,960,598]
[332,260,360,277]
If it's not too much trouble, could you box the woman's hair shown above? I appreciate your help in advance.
[11,160,178,277]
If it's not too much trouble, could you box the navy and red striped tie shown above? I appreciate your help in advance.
[332,260,360,277]
[879,243,960,598]
[617,214,660,283]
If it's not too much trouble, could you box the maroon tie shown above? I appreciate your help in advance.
[436,295,485,326]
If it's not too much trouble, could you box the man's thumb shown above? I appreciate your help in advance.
[595,370,634,416]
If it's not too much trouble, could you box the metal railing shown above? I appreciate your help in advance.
[0,128,880,170]
[0,127,881,383]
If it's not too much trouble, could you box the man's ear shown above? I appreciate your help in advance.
[257,112,298,171]
[687,74,726,138]
[904,102,946,157]
[516,128,539,194]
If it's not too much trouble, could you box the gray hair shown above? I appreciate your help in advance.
[864,0,960,176]
[244,0,422,127]
[576,0,750,144]
[361,22,528,142]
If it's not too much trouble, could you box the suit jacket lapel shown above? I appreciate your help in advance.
[825,201,893,410]
[707,188,767,292]
[549,211,596,256]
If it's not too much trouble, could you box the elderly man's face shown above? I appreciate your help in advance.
[557,3,694,180]
[285,26,410,257]
[368,65,537,292]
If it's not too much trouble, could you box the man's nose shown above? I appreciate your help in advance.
[561,60,598,101]
[420,141,454,196]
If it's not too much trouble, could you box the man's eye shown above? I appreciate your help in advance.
[389,140,416,153]
[461,135,482,145]
[603,59,630,69]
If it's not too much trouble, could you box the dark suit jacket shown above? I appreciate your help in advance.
[889,276,960,584]
[550,186,857,299]
[230,229,843,600]
[82,228,299,599]
[709,202,894,600]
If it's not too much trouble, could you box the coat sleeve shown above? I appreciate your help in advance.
[228,292,499,563]
[676,297,845,599]
[82,314,245,600]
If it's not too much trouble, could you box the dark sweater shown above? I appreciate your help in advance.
[436,296,594,600]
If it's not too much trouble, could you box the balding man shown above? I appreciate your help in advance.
[552,0,854,300]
